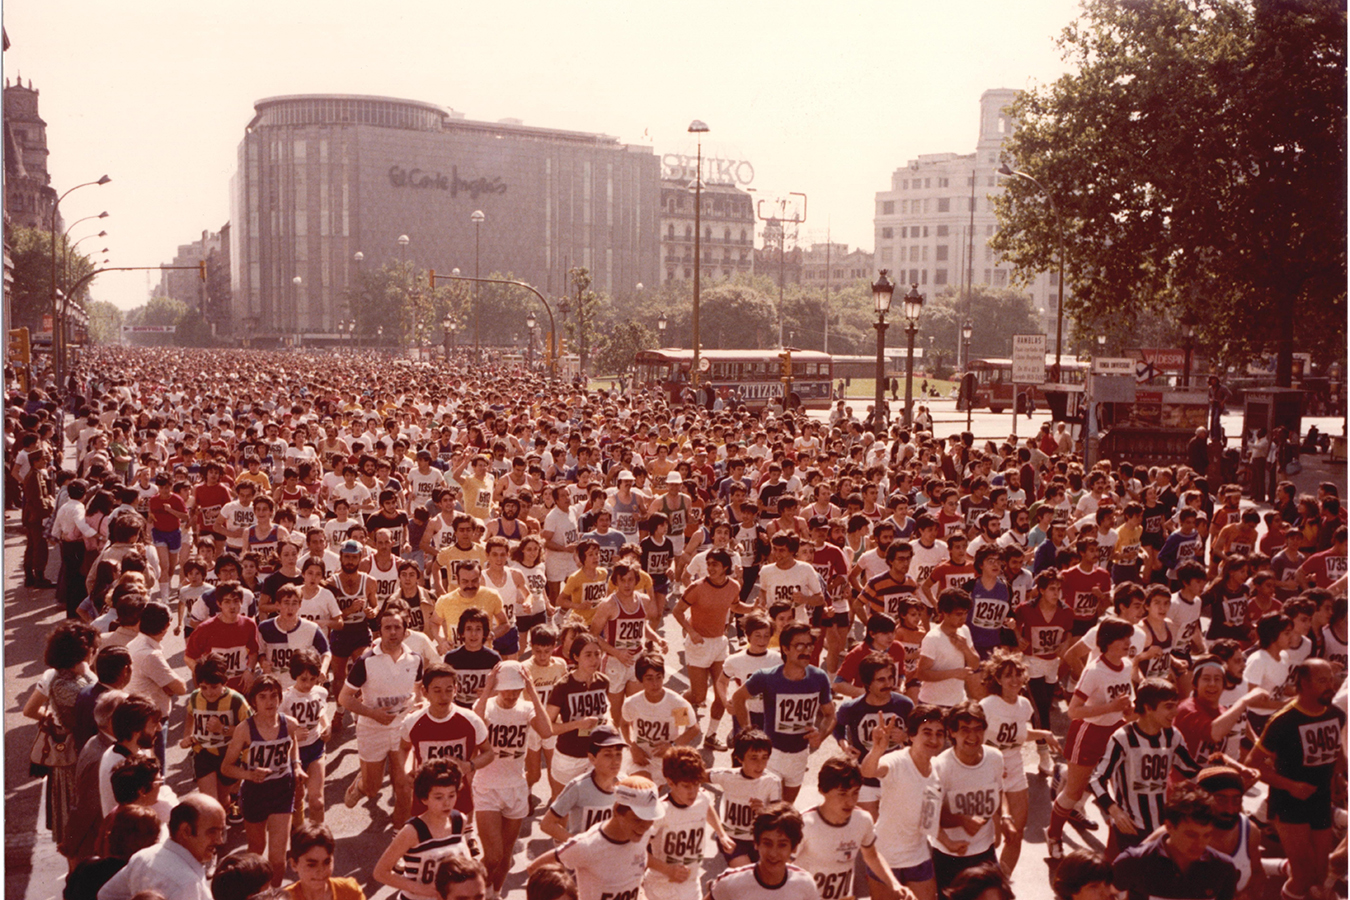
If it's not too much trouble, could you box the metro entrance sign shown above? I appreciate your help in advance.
[1012,334,1046,383]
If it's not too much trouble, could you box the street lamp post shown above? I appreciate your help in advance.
[657,312,667,344]
[471,210,485,362]
[688,120,709,393]
[442,314,453,362]
[872,270,895,433]
[376,325,383,351]
[525,312,536,369]
[1181,314,1197,387]
[901,283,925,427]
[962,319,974,430]
[50,175,110,395]
[998,163,1065,381]
[292,276,303,346]
[396,235,410,354]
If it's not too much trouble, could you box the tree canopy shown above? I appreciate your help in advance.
[990,0,1346,385]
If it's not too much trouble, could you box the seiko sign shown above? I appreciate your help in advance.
[661,154,755,186]
[388,165,507,198]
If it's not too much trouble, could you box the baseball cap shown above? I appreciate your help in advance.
[340,540,363,555]
[808,515,831,531]
[613,781,666,821]
[588,725,626,753]
[666,471,683,484]
[495,661,526,691]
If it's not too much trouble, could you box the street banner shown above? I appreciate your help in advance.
[122,325,177,333]
[1092,357,1135,376]
[1012,334,1046,383]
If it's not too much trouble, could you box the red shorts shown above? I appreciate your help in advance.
[1063,719,1116,767]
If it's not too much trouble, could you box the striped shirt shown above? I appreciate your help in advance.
[1090,723,1202,833]
[861,571,917,621]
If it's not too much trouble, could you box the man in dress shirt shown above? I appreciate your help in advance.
[52,479,98,617]
[98,793,225,900]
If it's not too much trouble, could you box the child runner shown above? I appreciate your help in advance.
[471,660,552,897]
[620,652,700,781]
[642,747,736,900]
[374,760,472,900]
[221,674,304,886]
[862,705,945,900]
[540,725,626,843]
[704,802,818,900]
[545,633,612,800]
[707,729,783,869]
[180,652,250,816]
[259,584,330,689]
[794,758,904,900]
[282,648,330,825]
[284,822,366,900]
[978,649,1059,874]
[523,625,569,791]
[833,651,913,820]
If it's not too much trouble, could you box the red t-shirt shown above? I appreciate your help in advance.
[185,615,261,690]
[1060,565,1113,622]
[1173,696,1225,761]
[930,561,976,595]
[403,706,488,818]
[147,493,188,534]
[194,483,232,533]
[1298,547,1348,589]
[835,640,906,689]
[1014,602,1076,659]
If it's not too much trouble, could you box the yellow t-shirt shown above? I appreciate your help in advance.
[559,567,610,626]
[462,474,495,520]
[434,587,504,636]
[1114,523,1143,565]
[436,542,487,584]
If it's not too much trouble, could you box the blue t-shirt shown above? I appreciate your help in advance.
[582,530,628,567]
[744,665,833,753]
[967,579,1012,656]
[833,692,914,785]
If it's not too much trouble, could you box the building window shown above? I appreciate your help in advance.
[984,268,992,284]
[939,177,949,187]
[937,198,950,213]
[739,228,747,242]
[936,225,949,237]
[900,226,907,238]
[723,227,731,241]
[986,224,995,235]
[685,226,692,238]
[935,269,948,285]
[667,224,675,239]
[987,176,996,187]
[667,270,675,282]
[923,226,930,237]
[936,245,948,261]
[922,246,929,262]
[924,178,931,188]
[994,269,1007,287]
[910,269,920,284]
[1050,271,1059,286]
[882,200,895,215]
[881,227,893,239]
[880,247,892,263]
[901,179,908,190]
[921,269,928,285]
[910,246,920,262]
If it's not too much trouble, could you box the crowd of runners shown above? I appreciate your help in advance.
[7,345,1347,900]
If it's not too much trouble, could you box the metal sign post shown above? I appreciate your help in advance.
[1011,334,1046,439]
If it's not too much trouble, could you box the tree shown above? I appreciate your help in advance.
[991,0,1345,385]
[125,296,186,347]
[86,300,123,345]
[593,321,656,375]
[5,226,99,333]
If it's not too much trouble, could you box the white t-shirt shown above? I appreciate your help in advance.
[281,685,329,748]
[1244,650,1289,696]
[723,650,773,716]
[473,696,535,788]
[644,790,714,900]
[979,694,1032,751]
[708,864,819,900]
[910,540,949,601]
[556,822,649,900]
[1168,593,1204,649]
[298,587,342,633]
[916,626,973,708]
[795,807,877,900]
[622,689,696,759]
[874,747,942,868]
[932,746,1004,856]
[757,561,821,620]
[1073,657,1134,728]
[708,767,782,842]
[543,507,580,571]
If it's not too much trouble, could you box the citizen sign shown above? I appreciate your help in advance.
[661,154,755,186]
[388,165,507,198]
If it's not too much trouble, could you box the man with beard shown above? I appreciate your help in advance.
[1193,767,1268,900]
[1250,659,1345,900]
[998,506,1032,550]
[98,695,165,817]
[486,496,528,543]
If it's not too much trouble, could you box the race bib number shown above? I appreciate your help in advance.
[1327,556,1349,579]
[456,671,490,701]
[615,514,636,535]
[288,698,324,728]
[972,599,1007,630]
[476,489,492,511]
[774,692,820,735]
[1299,719,1342,768]
[635,718,672,747]
[994,721,1020,748]
[1031,626,1064,656]
[1222,596,1248,627]
[247,741,289,773]
[192,709,236,749]
[952,788,998,818]
[918,786,941,835]
[582,582,607,607]
[567,689,607,721]
[615,618,645,650]
[418,738,468,762]
[218,646,247,676]
[661,826,705,864]
[814,870,855,900]
[374,693,410,714]
[723,800,756,836]
[1072,591,1097,619]
[488,721,529,758]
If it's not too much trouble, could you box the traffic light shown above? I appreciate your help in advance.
[428,269,436,288]
[9,327,30,365]
[198,260,208,282]
[778,350,792,381]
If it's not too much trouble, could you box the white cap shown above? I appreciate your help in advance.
[495,660,526,691]
[617,470,636,481]
[666,471,683,484]
[613,781,665,821]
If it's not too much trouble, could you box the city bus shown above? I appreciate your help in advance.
[634,348,834,410]
[959,356,1088,413]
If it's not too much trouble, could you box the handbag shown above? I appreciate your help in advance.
[30,716,76,778]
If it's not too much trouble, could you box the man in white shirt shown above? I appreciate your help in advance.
[97,793,225,900]
[125,603,187,769]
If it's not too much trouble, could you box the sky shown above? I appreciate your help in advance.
[5,0,1083,311]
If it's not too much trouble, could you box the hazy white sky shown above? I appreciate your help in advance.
[5,0,1081,310]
